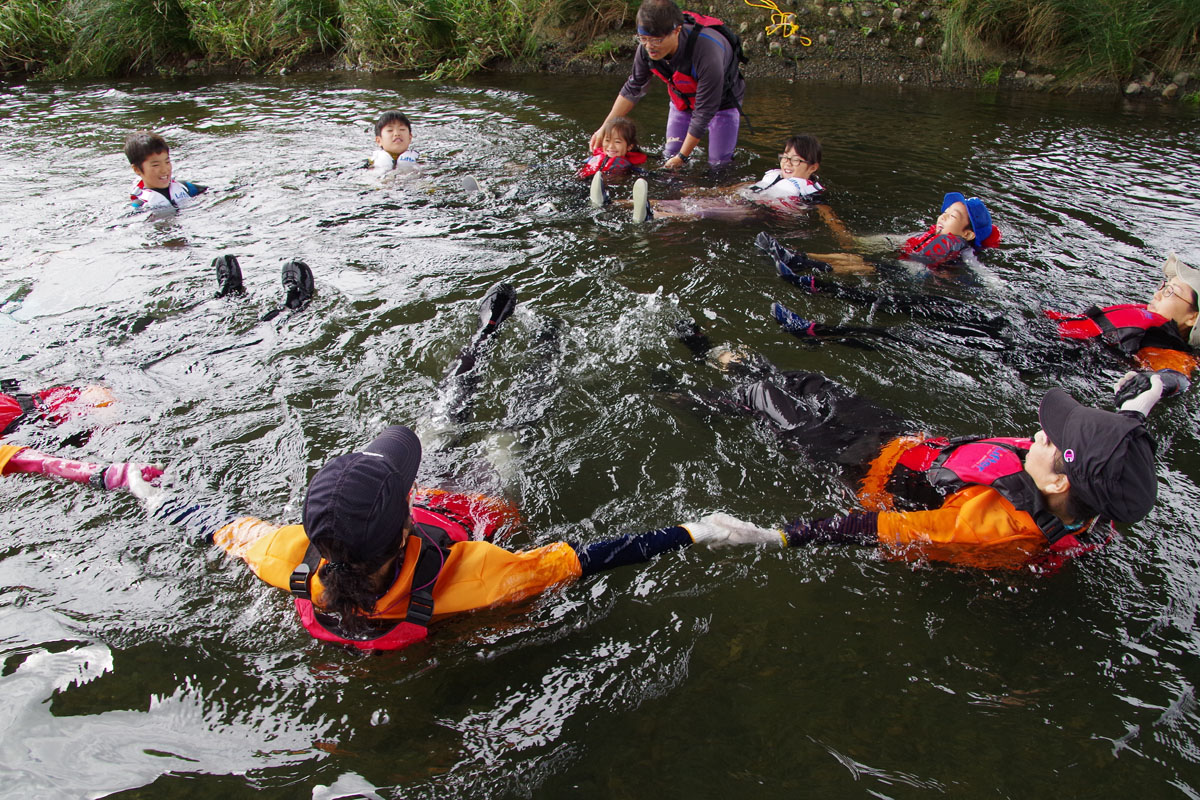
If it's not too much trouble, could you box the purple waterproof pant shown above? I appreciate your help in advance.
[664,106,740,165]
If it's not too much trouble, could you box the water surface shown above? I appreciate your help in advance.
[1,73,1199,798]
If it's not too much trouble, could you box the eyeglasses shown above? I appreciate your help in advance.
[633,29,677,46]
[1157,279,1199,310]
[779,154,809,166]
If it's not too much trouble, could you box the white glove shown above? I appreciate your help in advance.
[126,468,165,513]
[1115,371,1165,418]
[684,512,785,549]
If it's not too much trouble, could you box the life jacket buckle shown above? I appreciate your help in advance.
[289,562,312,600]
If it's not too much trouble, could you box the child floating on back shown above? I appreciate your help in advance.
[125,132,207,211]
[625,134,827,223]
[368,111,418,176]
[758,190,1002,275]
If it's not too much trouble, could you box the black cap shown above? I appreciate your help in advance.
[302,425,422,567]
[1038,389,1157,524]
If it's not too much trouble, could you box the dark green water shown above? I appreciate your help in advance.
[1,73,1199,798]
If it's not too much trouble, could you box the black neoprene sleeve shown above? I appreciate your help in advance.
[575,526,694,576]
[784,513,879,547]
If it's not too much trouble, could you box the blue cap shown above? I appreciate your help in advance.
[941,192,993,248]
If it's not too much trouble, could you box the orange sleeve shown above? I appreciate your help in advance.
[211,518,309,591]
[1135,347,1199,376]
[876,486,1048,568]
[0,444,27,475]
[425,540,583,618]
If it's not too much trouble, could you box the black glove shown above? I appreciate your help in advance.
[1113,369,1189,408]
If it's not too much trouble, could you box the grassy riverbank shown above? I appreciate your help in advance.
[1,0,1197,96]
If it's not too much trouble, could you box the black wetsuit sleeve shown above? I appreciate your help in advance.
[152,495,238,543]
[574,526,694,576]
[784,513,879,547]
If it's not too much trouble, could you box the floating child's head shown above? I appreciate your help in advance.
[374,111,413,158]
[1029,388,1156,525]
[779,134,821,181]
[1147,252,1200,345]
[938,192,999,249]
[125,131,173,189]
[601,117,639,159]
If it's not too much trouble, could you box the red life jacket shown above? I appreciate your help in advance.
[576,147,648,179]
[288,503,480,652]
[647,12,746,114]
[900,224,1002,268]
[0,393,28,435]
[1045,304,1188,356]
[890,436,1105,552]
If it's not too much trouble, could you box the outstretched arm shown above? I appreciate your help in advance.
[574,513,786,576]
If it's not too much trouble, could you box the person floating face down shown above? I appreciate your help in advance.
[589,0,747,168]
[758,190,1003,276]
[675,338,1163,570]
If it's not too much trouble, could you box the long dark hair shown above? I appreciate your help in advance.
[316,540,396,635]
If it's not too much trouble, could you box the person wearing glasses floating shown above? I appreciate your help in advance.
[627,134,829,221]
[589,0,746,168]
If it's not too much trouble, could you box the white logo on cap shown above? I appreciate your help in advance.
[360,451,385,458]
[1063,448,1075,463]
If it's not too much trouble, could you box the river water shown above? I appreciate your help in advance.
[1,72,1199,798]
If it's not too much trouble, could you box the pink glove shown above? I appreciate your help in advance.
[101,463,164,490]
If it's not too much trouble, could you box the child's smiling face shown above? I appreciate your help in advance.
[602,130,630,159]
[376,122,412,157]
[778,148,818,181]
[132,150,172,189]
[935,201,975,240]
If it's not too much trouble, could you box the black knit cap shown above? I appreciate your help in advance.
[302,425,422,567]
[1038,389,1157,524]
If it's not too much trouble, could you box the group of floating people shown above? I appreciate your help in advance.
[3,0,1198,653]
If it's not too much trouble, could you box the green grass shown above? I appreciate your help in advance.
[0,0,630,78]
[981,64,1002,84]
[943,0,1200,81]
[0,0,74,72]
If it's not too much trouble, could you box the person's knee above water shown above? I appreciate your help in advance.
[367,110,419,176]
[758,190,1002,275]
[124,131,207,212]
[589,0,747,168]
[577,116,647,180]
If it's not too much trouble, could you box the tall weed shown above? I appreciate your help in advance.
[180,0,341,68]
[943,0,1200,79]
[342,0,559,78]
[54,0,194,76]
[0,0,75,72]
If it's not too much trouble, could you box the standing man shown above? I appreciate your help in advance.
[590,0,747,168]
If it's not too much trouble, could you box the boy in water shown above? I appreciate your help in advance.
[368,111,418,176]
[125,132,207,211]
[758,190,1001,274]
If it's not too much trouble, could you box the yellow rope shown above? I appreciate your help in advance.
[742,0,813,46]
